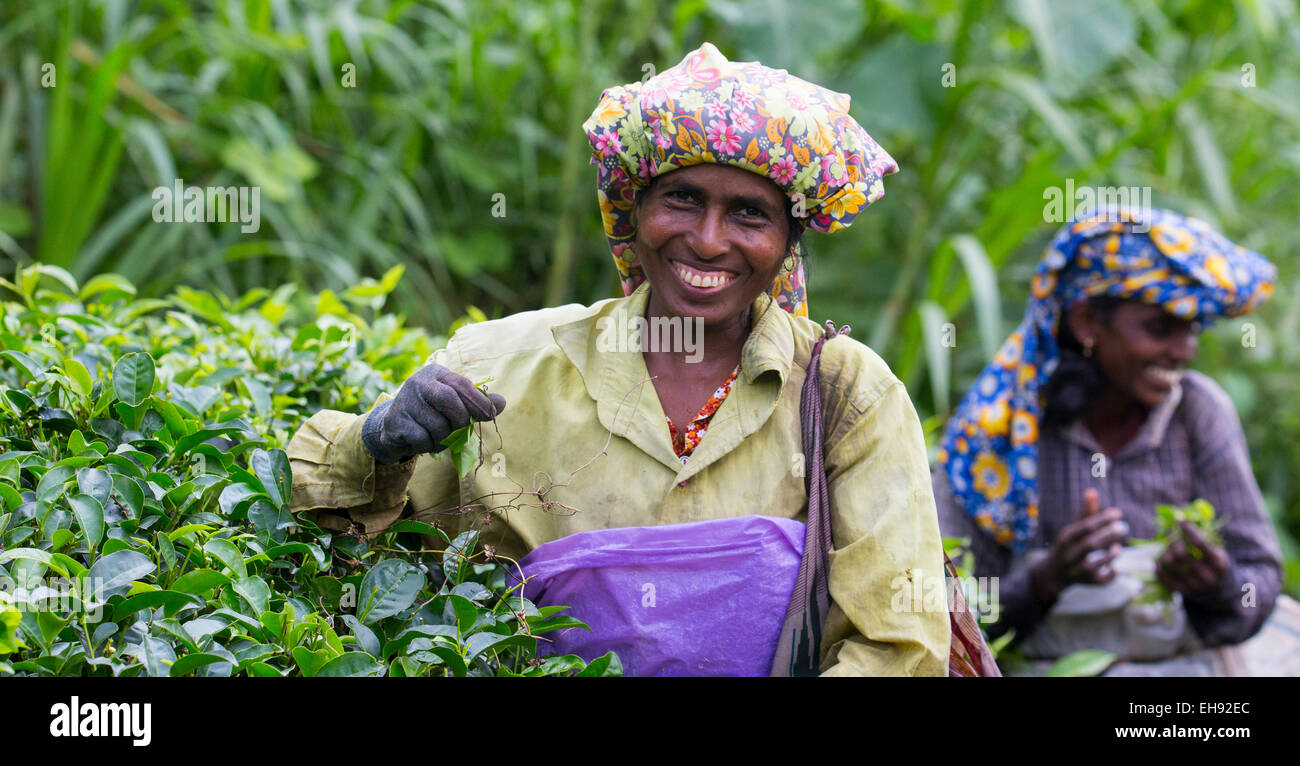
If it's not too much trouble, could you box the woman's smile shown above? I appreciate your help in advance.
[671,259,738,292]
[1143,364,1183,393]
[632,164,791,327]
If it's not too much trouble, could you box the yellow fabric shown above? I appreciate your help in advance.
[286,283,950,676]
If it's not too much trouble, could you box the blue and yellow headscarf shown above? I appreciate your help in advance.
[940,207,1276,551]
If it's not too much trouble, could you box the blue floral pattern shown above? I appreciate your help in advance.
[941,207,1276,551]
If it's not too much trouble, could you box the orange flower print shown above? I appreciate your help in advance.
[1017,363,1037,388]
[978,398,1011,437]
[1031,271,1057,298]
[972,452,1010,501]
[994,333,1023,368]
[1011,411,1038,445]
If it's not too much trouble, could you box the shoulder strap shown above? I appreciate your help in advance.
[769,321,1003,677]
[945,554,1002,676]
[770,320,849,677]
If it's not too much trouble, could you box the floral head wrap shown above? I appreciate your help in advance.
[940,207,1276,551]
[583,42,898,317]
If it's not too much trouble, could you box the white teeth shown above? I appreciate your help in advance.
[676,263,731,289]
[1147,367,1183,384]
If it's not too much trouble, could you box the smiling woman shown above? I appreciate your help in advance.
[286,42,953,676]
[633,165,795,433]
[933,206,1289,675]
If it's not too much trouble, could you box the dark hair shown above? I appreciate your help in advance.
[1041,295,1126,427]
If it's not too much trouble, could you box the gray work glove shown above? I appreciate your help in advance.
[361,363,506,465]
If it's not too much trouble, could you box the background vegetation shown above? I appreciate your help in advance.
[1,0,1297,599]
[0,265,621,676]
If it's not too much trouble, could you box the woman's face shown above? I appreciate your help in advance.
[1069,300,1200,409]
[633,164,791,327]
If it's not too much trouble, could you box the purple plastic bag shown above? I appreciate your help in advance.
[517,515,805,677]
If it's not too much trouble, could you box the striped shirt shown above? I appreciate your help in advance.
[934,369,1282,648]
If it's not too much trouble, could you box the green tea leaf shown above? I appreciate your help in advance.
[339,615,382,657]
[169,652,229,677]
[85,549,156,598]
[79,273,137,301]
[130,636,177,677]
[170,568,232,595]
[0,548,69,578]
[67,493,104,547]
[63,358,93,397]
[465,632,535,662]
[316,652,384,677]
[203,538,247,579]
[251,448,291,510]
[357,559,424,624]
[113,353,155,406]
[232,576,271,615]
[36,465,76,503]
[112,591,202,621]
[1044,649,1116,677]
[575,651,623,677]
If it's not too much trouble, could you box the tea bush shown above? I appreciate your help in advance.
[0,264,619,676]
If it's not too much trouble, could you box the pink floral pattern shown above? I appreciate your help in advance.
[583,43,898,318]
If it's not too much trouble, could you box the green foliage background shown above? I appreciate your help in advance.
[1,0,1298,598]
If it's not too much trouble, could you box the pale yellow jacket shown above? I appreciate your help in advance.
[287,283,950,676]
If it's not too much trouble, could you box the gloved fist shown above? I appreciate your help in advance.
[361,363,506,465]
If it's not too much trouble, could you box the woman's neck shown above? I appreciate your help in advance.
[643,296,753,372]
[1085,382,1148,455]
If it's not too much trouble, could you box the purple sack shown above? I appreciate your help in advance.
[517,515,805,677]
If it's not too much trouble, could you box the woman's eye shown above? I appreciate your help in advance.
[665,190,697,204]
[738,206,769,221]
[1146,317,1197,337]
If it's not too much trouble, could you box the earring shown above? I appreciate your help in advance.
[782,252,797,274]
[1082,338,1095,358]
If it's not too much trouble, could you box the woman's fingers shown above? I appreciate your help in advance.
[1157,537,1226,595]
[1082,488,1102,517]
[1054,489,1104,556]
[1178,521,1229,573]
[1061,511,1126,568]
[1059,507,1120,549]
[435,367,504,421]
[388,408,448,456]
[413,374,471,430]
[1155,557,1189,592]
[1081,543,1123,584]
[1049,492,1125,585]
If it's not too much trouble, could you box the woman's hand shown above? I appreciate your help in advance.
[1155,521,1230,597]
[361,363,506,465]
[1030,488,1128,605]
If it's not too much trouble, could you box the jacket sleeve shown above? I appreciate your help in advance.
[287,343,468,535]
[1181,382,1282,646]
[817,365,950,677]
[286,390,423,534]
